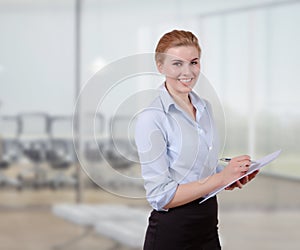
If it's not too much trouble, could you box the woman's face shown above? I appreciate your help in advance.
[157,46,200,95]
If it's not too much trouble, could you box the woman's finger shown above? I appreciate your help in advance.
[232,155,251,162]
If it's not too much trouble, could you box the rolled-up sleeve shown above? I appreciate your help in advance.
[135,110,178,211]
[216,164,224,173]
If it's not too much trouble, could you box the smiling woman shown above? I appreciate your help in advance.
[135,30,258,250]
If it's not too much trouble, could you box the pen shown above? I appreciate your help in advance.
[219,158,256,163]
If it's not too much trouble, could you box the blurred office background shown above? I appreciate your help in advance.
[0,0,300,249]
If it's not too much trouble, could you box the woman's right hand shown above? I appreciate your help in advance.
[220,155,251,186]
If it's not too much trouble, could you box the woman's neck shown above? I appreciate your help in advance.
[165,83,196,121]
[165,82,190,103]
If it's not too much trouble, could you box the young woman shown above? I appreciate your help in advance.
[135,30,258,250]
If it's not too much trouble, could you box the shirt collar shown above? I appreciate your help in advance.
[159,83,207,114]
[159,83,175,113]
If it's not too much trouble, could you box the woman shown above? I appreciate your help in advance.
[135,30,258,250]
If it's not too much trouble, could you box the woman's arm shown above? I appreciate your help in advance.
[164,155,252,209]
[135,110,180,211]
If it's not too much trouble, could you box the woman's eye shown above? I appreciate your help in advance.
[173,62,182,66]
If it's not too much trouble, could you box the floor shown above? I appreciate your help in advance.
[0,188,299,250]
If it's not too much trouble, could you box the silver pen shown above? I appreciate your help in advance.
[219,158,256,163]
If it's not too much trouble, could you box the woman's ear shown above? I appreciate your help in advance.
[156,62,164,74]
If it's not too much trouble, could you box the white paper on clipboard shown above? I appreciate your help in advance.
[199,149,282,204]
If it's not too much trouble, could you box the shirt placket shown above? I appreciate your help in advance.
[195,107,215,176]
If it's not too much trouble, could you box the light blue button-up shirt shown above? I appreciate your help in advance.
[135,84,222,211]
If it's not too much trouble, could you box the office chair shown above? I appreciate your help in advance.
[17,113,50,189]
[0,115,21,188]
[83,113,106,164]
[104,115,138,169]
[46,115,76,189]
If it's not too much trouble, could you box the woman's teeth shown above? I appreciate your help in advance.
[178,78,192,83]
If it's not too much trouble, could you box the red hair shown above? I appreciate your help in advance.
[155,30,201,63]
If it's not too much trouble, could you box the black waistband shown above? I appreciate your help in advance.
[156,195,217,214]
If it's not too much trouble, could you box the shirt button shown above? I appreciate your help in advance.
[209,146,213,151]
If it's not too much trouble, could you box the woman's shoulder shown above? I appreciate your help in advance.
[135,96,167,126]
[139,97,165,116]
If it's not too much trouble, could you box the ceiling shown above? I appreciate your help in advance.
[0,0,298,13]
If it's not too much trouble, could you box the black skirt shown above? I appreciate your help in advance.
[143,196,221,250]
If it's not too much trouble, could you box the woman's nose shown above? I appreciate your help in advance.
[181,64,192,76]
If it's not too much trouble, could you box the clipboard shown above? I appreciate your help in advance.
[199,149,282,204]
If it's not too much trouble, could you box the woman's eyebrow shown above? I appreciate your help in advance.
[171,59,184,62]
[171,58,199,62]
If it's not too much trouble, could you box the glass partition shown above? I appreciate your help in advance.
[197,2,300,177]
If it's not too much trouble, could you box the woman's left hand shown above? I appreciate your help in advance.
[225,170,259,190]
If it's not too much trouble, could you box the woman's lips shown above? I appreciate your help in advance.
[178,78,193,83]
[178,78,193,88]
